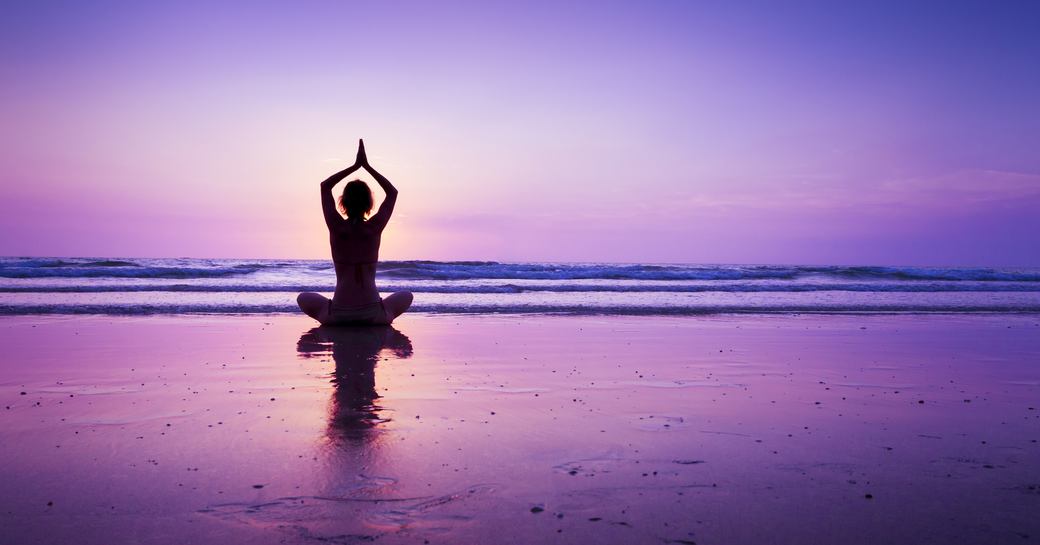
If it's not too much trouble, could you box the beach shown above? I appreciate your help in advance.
[2,312,1038,544]
[6,0,1040,542]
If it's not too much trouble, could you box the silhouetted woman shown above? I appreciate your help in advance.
[297,140,413,325]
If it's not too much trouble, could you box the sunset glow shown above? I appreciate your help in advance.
[1,2,1038,265]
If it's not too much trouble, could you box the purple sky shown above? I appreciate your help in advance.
[1,1,1038,265]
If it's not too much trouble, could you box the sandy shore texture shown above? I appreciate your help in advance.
[2,313,1039,544]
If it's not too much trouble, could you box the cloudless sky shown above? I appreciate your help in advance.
[1,1,1038,265]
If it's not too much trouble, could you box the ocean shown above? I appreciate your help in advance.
[1,257,1039,315]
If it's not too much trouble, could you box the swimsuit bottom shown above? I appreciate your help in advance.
[323,299,390,326]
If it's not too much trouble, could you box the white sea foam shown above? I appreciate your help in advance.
[1,257,1038,315]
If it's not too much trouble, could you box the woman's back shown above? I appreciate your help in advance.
[330,219,382,306]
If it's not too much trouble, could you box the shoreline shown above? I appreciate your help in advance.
[4,308,1040,316]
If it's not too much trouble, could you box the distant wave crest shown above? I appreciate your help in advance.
[0,258,267,279]
[3,258,1038,282]
[381,262,1040,282]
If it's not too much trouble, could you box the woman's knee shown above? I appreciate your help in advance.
[296,292,326,317]
[296,292,315,308]
[384,291,413,318]
[392,291,413,310]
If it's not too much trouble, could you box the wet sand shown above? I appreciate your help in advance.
[1,313,1038,544]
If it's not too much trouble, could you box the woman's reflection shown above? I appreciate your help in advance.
[297,326,413,442]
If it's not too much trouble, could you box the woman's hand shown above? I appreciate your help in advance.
[319,140,366,190]
[355,139,369,168]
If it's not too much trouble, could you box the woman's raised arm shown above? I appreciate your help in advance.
[319,164,361,229]
[357,140,398,231]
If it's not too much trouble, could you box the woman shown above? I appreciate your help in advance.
[297,139,413,325]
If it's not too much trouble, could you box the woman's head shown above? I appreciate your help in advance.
[339,180,373,220]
